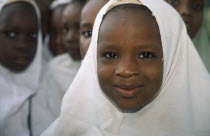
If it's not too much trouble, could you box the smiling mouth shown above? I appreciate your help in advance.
[114,85,144,98]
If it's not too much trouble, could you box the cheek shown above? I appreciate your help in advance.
[192,12,203,34]
[141,62,163,87]
[80,38,91,58]
[97,61,115,90]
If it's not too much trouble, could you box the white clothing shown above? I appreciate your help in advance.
[42,0,210,136]
[50,0,70,10]
[0,0,42,136]
[32,53,80,136]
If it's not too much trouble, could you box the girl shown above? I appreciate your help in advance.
[165,0,210,73]
[42,0,210,135]
[0,0,42,135]
[80,0,109,59]
[48,0,68,56]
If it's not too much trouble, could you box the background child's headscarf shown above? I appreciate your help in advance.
[42,0,210,135]
[0,0,42,135]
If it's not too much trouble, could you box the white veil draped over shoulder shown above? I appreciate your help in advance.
[0,0,42,135]
[42,0,210,135]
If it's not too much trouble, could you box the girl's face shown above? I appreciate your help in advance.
[49,6,66,56]
[97,6,163,111]
[80,0,108,59]
[62,4,82,60]
[165,0,204,38]
[0,2,38,72]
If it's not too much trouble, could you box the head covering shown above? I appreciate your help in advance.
[50,0,70,10]
[42,0,210,135]
[0,0,42,135]
[193,8,210,73]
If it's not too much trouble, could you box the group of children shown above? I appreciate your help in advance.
[0,0,210,136]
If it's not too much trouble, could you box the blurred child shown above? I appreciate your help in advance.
[48,1,68,56]
[42,0,210,135]
[80,0,109,59]
[0,0,42,135]
[165,0,210,72]
[31,0,87,135]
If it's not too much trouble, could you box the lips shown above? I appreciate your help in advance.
[113,84,144,98]
[14,56,31,65]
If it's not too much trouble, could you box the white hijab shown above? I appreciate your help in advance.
[50,0,71,10]
[42,0,210,135]
[0,0,42,135]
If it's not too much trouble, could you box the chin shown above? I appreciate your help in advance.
[115,101,145,113]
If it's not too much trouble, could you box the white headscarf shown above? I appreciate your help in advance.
[42,0,210,135]
[0,0,42,135]
[50,0,71,10]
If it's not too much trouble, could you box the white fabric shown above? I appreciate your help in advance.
[42,34,53,71]
[32,53,80,136]
[42,0,210,135]
[0,0,42,136]
[50,0,70,10]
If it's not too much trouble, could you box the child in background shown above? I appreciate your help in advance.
[0,0,42,135]
[42,0,210,135]
[165,0,210,73]
[48,0,68,56]
[80,0,109,59]
[31,0,87,135]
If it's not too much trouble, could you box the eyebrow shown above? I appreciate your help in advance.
[80,22,92,28]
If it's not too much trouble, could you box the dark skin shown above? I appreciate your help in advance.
[97,5,163,111]
[0,2,38,73]
[34,0,51,39]
[49,5,66,56]
[165,0,204,38]
[80,0,108,59]
[62,3,82,61]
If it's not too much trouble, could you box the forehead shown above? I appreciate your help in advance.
[1,2,36,18]
[0,2,38,29]
[63,3,82,18]
[81,0,107,22]
[62,3,82,22]
[98,5,161,49]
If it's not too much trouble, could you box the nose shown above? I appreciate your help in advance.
[16,35,29,49]
[115,57,139,78]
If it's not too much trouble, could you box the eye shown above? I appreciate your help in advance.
[167,0,180,7]
[102,52,118,59]
[62,26,69,35]
[138,51,156,59]
[81,30,92,38]
[4,31,16,38]
[29,32,38,39]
